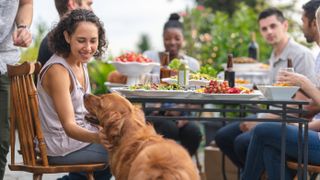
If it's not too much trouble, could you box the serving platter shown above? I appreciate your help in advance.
[111,87,192,98]
[195,90,262,100]
[161,78,214,86]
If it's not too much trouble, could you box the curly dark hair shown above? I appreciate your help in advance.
[48,9,107,59]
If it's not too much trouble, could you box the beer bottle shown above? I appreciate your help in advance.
[159,52,171,79]
[248,32,259,60]
[224,54,235,87]
[287,58,293,68]
[286,58,294,72]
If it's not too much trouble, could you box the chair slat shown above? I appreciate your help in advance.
[26,74,48,166]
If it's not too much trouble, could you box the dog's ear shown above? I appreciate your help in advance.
[103,111,125,150]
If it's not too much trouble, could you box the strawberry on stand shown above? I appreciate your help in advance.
[115,52,153,63]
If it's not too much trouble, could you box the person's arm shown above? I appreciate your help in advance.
[12,0,33,47]
[42,64,100,144]
[308,120,320,132]
[278,71,320,105]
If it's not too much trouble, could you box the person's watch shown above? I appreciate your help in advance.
[17,24,28,29]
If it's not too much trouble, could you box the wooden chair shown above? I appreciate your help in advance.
[287,161,319,180]
[7,62,107,180]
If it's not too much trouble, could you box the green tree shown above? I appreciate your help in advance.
[196,0,267,16]
[137,34,151,53]
[182,3,272,71]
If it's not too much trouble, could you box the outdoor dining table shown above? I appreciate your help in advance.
[126,96,309,180]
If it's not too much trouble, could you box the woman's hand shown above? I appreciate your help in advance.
[98,126,110,150]
[276,71,305,86]
[239,122,258,132]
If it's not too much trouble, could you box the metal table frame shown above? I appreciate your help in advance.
[127,96,309,180]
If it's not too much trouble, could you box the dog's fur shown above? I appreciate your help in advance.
[84,93,200,180]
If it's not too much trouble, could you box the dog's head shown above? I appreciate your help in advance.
[84,93,145,150]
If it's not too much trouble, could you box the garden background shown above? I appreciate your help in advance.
[22,0,314,94]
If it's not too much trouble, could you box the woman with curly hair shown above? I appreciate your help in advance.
[37,9,111,180]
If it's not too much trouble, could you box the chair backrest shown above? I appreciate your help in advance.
[7,62,49,167]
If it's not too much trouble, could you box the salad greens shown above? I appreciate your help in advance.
[168,58,182,70]
[129,83,183,90]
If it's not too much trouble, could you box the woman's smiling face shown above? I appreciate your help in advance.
[64,21,99,63]
[163,27,184,58]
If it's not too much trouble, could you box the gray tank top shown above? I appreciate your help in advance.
[37,54,97,156]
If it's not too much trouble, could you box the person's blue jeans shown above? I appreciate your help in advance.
[0,74,10,180]
[241,122,320,180]
[214,119,254,169]
[49,143,112,180]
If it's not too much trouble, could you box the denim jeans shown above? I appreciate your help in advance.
[0,74,10,180]
[49,143,112,180]
[214,118,255,169]
[241,122,320,180]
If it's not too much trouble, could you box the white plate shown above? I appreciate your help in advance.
[112,87,192,98]
[161,78,211,86]
[196,90,262,100]
[104,82,128,88]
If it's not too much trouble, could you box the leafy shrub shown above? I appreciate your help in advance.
[88,60,115,94]
[182,3,273,71]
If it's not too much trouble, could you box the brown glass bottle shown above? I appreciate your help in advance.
[159,52,171,79]
[224,54,235,87]
[248,32,259,60]
[287,58,293,68]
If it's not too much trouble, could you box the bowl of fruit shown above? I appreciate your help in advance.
[110,52,160,85]
[257,83,300,100]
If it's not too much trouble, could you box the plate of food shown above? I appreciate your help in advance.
[112,88,192,98]
[235,78,254,89]
[161,73,216,86]
[111,83,192,98]
[194,80,262,100]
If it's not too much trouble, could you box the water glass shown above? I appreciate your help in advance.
[279,67,294,73]
[140,73,160,84]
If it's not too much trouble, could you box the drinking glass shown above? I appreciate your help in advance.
[140,73,160,84]
[279,67,294,73]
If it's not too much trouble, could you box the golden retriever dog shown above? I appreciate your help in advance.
[84,93,200,180]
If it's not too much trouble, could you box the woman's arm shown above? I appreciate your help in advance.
[277,71,320,105]
[42,64,100,144]
[309,120,320,132]
[12,0,33,47]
